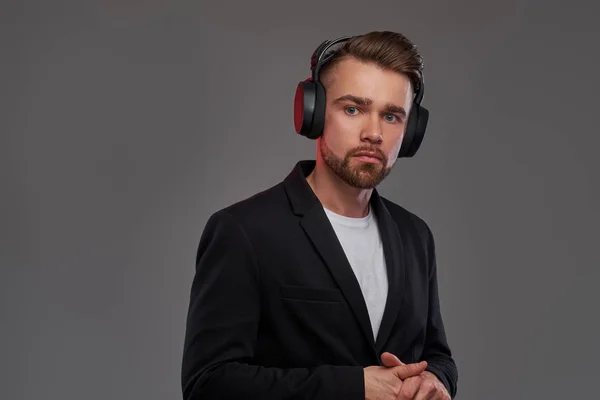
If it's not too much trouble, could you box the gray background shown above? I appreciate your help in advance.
[2,0,599,399]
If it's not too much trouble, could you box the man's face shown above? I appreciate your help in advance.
[319,57,414,189]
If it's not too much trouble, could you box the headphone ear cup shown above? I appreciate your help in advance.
[398,104,429,158]
[306,82,326,139]
[294,79,317,136]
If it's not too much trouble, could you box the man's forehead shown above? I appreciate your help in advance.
[324,59,412,91]
[325,72,413,106]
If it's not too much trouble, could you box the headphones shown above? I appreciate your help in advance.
[293,35,429,158]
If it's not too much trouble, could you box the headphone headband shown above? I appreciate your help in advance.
[311,36,354,82]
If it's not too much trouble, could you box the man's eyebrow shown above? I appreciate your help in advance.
[333,94,372,106]
[333,94,407,117]
[384,103,407,117]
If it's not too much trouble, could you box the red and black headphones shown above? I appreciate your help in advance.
[293,35,429,158]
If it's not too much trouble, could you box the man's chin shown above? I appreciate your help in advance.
[354,165,383,178]
[352,166,392,188]
[344,170,384,189]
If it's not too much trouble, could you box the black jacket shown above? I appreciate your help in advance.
[181,160,458,399]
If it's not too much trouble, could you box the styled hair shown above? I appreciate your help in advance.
[319,31,424,95]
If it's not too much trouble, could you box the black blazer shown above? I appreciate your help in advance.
[181,160,458,399]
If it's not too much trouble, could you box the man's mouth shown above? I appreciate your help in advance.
[353,151,382,162]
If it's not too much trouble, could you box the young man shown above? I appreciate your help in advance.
[181,31,458,400]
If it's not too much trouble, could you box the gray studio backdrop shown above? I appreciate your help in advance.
[2,0,599,399]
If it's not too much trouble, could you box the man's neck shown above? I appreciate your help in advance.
[306,159,373,218]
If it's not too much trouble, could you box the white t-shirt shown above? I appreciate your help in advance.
[323,206,388,340]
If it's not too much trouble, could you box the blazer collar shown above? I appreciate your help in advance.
[282,160,320,216]
[283,160,407,356]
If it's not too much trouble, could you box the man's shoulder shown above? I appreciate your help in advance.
[378,195,433,240]
[209,181,289,224]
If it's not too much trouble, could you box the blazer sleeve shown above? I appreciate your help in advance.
[421,224,459,398]
[181,210,365,400]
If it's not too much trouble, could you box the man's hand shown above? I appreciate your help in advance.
[363,360,427,400]
[380,352,451,400]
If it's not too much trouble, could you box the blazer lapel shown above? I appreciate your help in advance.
[283,160,377,350]
[282,160,408,357]
[300,205,377,349]
[371,190,407,352]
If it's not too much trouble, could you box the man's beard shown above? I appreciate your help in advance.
[320,138,392,189]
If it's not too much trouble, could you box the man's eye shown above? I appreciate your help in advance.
[384,114,398,123]
[345,106,358,115]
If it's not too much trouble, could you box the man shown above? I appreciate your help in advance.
[181,31,458,400]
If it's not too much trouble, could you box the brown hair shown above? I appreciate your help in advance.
[319,31,424,95]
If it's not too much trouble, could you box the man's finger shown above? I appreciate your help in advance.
[392,361,428,380]
[398,376,422,399]
[381,352,404,367]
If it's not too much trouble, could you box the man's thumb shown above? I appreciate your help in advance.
[392,361,428,380]
[381,352,404,367]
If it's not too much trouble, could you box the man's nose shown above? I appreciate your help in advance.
[361,114,383,143]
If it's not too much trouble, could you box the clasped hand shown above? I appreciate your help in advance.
[364,352,450,400]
